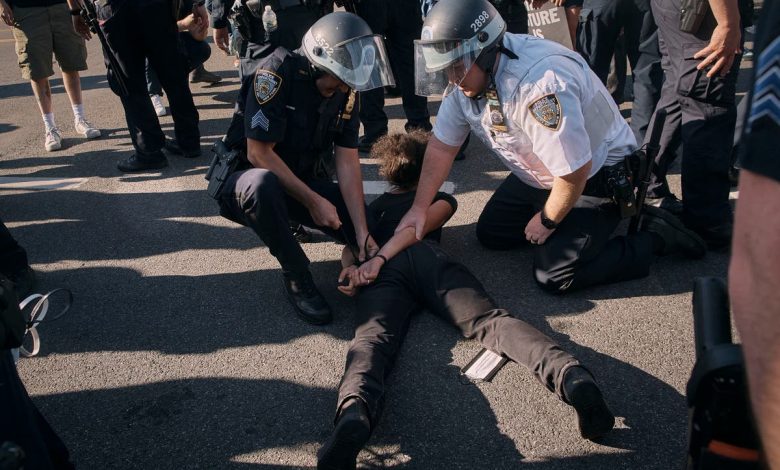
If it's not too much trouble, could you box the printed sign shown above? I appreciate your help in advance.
[525,2,573,50]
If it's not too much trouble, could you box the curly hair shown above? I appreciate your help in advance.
[371,130,430,191]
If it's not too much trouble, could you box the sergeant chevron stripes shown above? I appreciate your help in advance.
[748,36,780,127]
[251,109,270,131]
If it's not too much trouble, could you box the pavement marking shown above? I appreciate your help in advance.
[0,177,88,191]
[364,180,454,194]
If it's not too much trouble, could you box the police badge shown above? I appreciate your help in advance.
[254,69,283,105]
[528,94,562,130]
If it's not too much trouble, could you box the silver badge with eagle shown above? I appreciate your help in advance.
[528,94,562,130]
[254,69,282,105]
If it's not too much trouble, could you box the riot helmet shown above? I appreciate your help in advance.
[414,0,506,96]
[301,12,395,92]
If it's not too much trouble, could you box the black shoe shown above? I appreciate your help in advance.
[318,398,371,470]
[9,266,36,299]
[645,194,683,217]
[384,85,401,98]
[357,133,385,154]
[117,153,168,173]
[640,205,707,259]
[164,139,201,158]
[563,367,615,441]
[404,121,432,134]
[291,223,312,243]
[283,272,333,325]
[190,65,222,84]
[691,223,733,251]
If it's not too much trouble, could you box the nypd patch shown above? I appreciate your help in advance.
[528,94,562,130]
[254,69,282,105]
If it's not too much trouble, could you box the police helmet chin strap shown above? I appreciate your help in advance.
[469,38,518,102]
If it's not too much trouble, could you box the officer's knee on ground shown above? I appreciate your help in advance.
[533,264,575,295]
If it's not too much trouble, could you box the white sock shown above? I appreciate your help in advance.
[42,112,56,131]
[71,103,85,121]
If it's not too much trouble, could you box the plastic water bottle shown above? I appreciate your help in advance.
[262,5,277,34]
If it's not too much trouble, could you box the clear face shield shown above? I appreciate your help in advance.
[414,37,482,97]
[304,34,396,92]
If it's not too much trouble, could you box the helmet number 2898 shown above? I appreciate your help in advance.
[471,11,491,32]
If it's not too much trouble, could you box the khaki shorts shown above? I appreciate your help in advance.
[12,3,88,80]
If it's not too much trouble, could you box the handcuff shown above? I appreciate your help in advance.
[337,228,385,287]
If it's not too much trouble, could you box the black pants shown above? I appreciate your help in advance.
[0,351,74,470]
[0,217,28,279]
[147,34,212,96]
[217,168,359,275]
[336,241,580,424]
[578,0,662,143]
[354,0,430,139]
[476,174,654,293]
[97,0,201,160]
[646,0,741,230]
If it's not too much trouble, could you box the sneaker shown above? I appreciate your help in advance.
[563,367,615,441]
[640,205,707,259]
[44,127,62,151]
[283,272,333,325]
[318,398,371,470]
[74,118,101,139]
[189,65,222,84]
[150,94,167,117]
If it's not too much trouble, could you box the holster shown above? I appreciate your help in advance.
[205,140,241,200]
[595,156,639,219]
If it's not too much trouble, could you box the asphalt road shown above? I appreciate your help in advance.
[0,26,748,470]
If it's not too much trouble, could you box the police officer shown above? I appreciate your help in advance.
[644,0,748,249]
[67,0,201,172]
[400,0,707,294]
[351,0,432,153]
[215,12,395,324]
[576,0,662,144]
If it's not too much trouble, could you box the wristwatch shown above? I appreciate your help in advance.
[540,209,558,230]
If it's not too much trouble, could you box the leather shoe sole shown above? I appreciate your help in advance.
[641,206,707,259]
[317,413,371,470]
[117,154,168,173]
[568,380,615,441]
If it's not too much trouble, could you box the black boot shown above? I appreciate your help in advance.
[283,272,332,325]
[318,398,371,470]
[563,367,614,440]
[117,153,168,173]
[640,205,707,259]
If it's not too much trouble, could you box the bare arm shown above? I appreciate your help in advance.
[695,0,741,77]
[247,138,341,229]
[334,145,375,260]
[729,169,780,467]
[525,161,591,245]
[354,199,456,286]
[395,135,460,239]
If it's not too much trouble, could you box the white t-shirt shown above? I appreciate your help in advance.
[433,34,637,189]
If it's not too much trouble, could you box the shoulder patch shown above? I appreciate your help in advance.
[254,69,283,105]
[528,94,562,130]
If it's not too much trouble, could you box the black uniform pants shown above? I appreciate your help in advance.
[336,241,580,424]
[147,34,212,97]
[217,168,360,275]
[646,0,741,231]
[0,217,28,279]
[476,174,654,293]
[577,0,662,143]
[354,0,430,139]
[0,351,74,470]
[97,0,200,160]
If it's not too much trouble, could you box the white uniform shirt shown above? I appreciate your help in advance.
[434,34,637,189]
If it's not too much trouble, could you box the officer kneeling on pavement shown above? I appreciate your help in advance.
[399,0,707,294]
[208,12,395,324]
